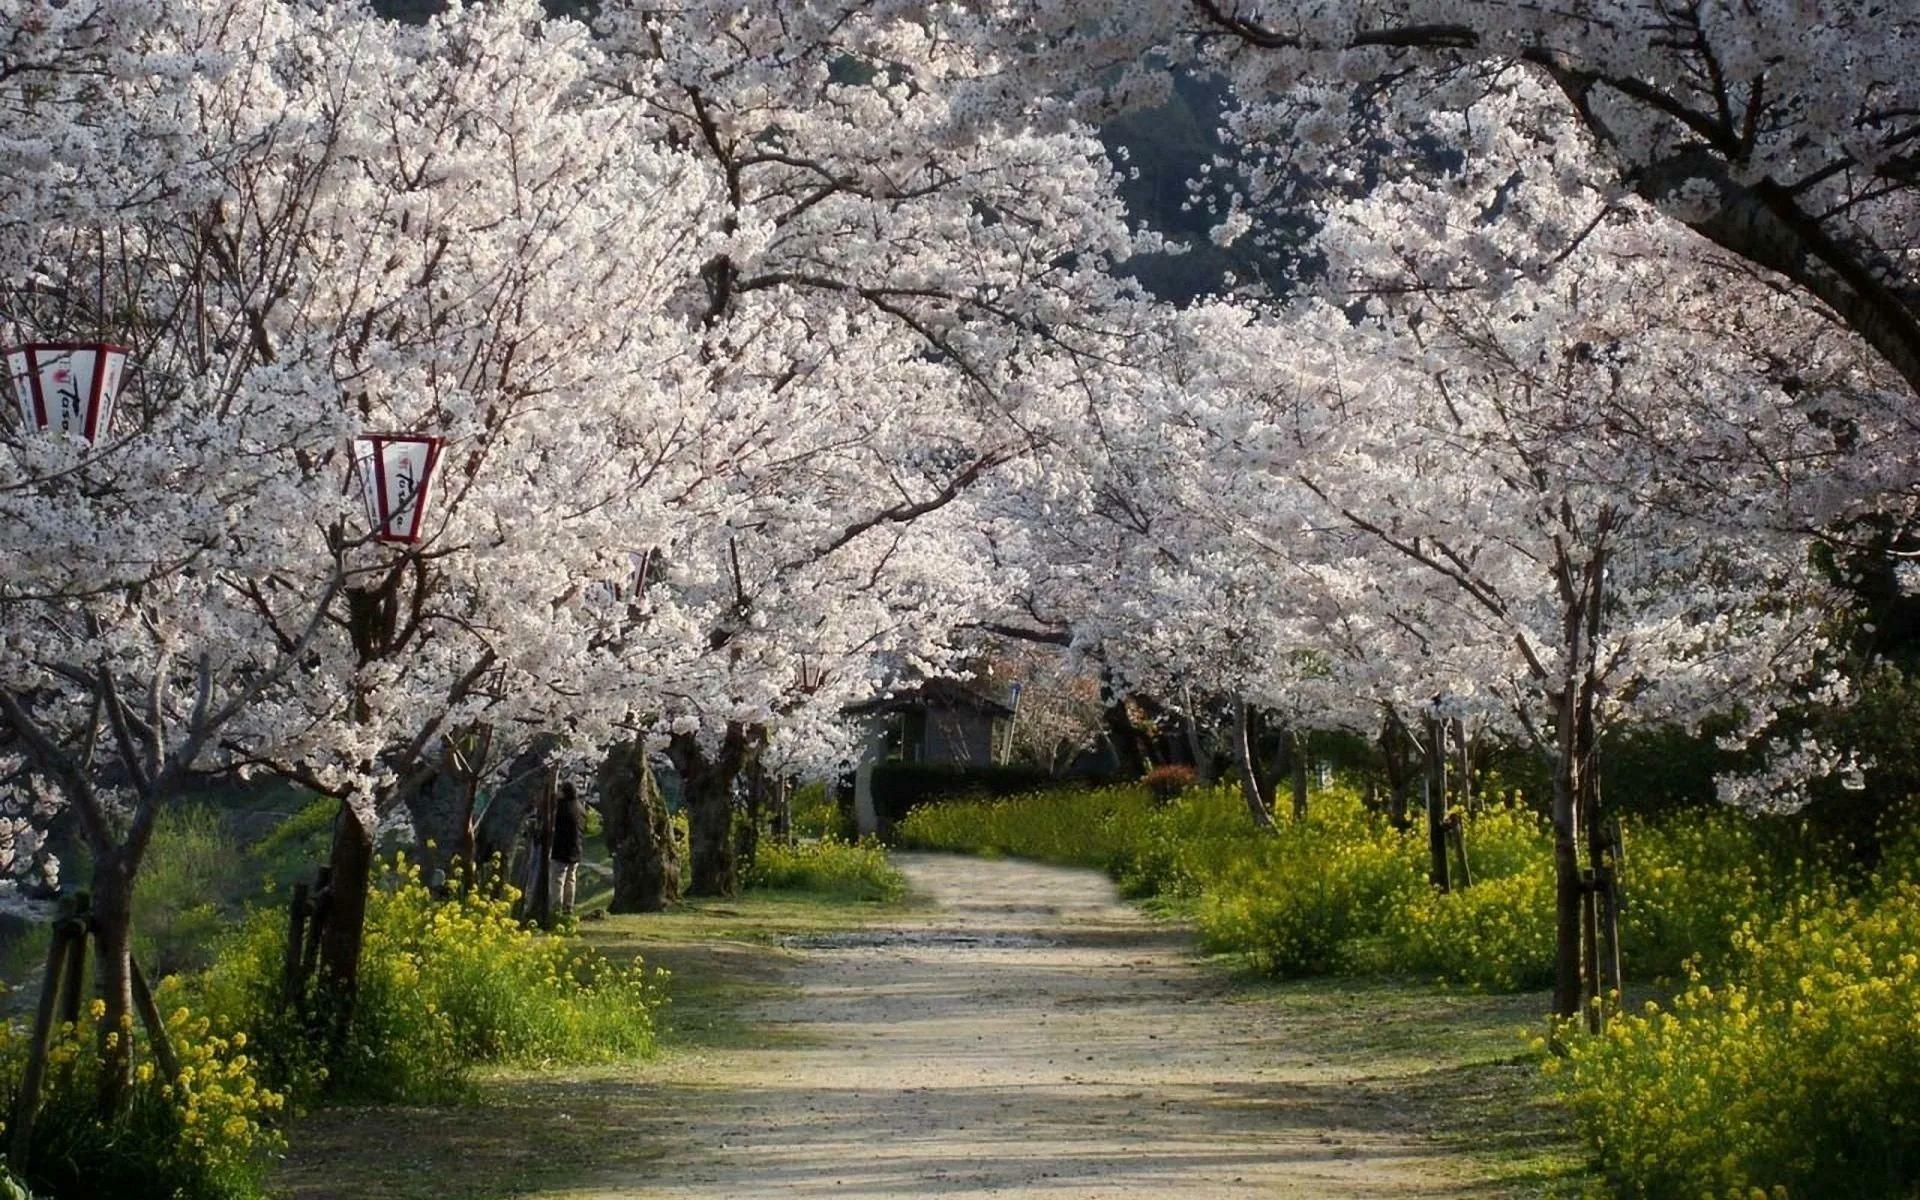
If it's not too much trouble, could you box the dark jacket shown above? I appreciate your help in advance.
[551,787,586,864]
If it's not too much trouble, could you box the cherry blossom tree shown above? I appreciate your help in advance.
[581,0,1154,894]
[966,1,1920,402]
[0,0,722,1065]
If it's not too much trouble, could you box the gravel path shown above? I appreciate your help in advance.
[608,852,1491,1199]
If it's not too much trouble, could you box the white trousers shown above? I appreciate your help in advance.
[551,860,579,911]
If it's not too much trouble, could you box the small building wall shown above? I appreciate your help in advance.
[923,707,997,766]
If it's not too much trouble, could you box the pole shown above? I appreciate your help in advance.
[13,904,80,1168]
[531,766,556,930]
[1425,716,1449,891]
[1581,870,1602,1034]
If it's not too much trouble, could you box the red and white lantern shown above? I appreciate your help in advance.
[5,342,129,445]
[352,433,443,545]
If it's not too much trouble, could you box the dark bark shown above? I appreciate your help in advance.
[736,760,766,872]
[315,798,375,1034]
[770,777,793,845]
[1630,149,1920,400]
[1378,712,1419,830]
[474,739,560,875]
[1578,659,1624,1011]
[1591,813,1624,1000]
[1100,675,1150,780]
[1132,694,1191,768]
[88,854,135,1111]
[527,769,555,930]
[405,769,467,886]
[596,739,680,913]
[669,724,752,897]
[1288,728,1309,822]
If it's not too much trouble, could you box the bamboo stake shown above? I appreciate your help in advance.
[129,960,181,1087]
[55,894,89,1027]
[11,915,77,1169]
[281,883,310,1013]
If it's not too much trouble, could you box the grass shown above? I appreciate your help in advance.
[1226,977,1589,1195]
[578,889,911,1051]
[271,1076,672,1200]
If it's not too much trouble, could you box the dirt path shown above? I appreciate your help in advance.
[573,852,1519,1199]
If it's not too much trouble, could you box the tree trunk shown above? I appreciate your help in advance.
[475,738,559,878]
[1289,728,1309,822]
[1379,712,1417,830]
[1182,705,1215,784]
[1231,699,1277,832]
[683,762,735,897]
[736,759,765,872]
[770,777,793,845]
[1425,716,1450,891]
[597,739,680,913]
[316,798,375,1037]
[1100,671,1149,780]
[89,854,136,1112]
[404,769,467,888]
[670,724,751,897]
[1578,678,1623,1013]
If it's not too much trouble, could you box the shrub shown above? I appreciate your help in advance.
[1619,810,1824,983]
[1,998,284,1200]
[1552,883,1920,1198]
[1142,764,1196,804]
[194,857,661,1105]
[902,775,1920,1195]
[1381,806,1558,990]
[899,784,1138,871]
[1198,817,1421,975]
[869,762,1055,830]
[745,839,907,902]
[788,782,844,841]
[898,781,1818,996]
[1390,866,1557,990]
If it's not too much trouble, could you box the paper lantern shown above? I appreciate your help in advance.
[5,343,129,445]
[352,433,443,544]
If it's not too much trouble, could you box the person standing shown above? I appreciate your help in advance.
[551,780,587,915]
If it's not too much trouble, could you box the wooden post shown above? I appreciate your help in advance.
[282,882,311,1012]
[12,908,79,1169]
[1448,813,1474,889]
[1597,815,1626,1003]
[56,892,89,1027]
[1425,717,1450,892]
[451,724,493,894]
[300,868,329,989]
[129,960,181,1087]
[1581,870,1602,1033]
